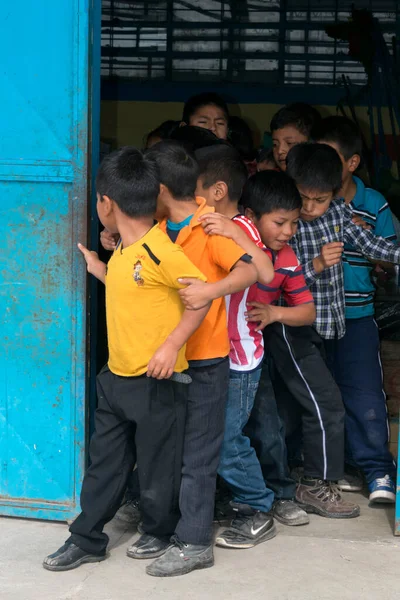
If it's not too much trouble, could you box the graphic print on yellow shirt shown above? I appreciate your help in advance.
[106,224,206,377]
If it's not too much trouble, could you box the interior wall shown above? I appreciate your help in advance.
[100,101,390,150]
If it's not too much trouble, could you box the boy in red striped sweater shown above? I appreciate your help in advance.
[195,145,316,548]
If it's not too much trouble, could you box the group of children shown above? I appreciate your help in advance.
[43,94,400,578]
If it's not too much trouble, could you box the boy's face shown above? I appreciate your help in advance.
[96,193,118,233]
[246,208,300,250]
[319,141,359,188]
[188,104,228,140]
[297,186,333,222]
[272,126,308,171]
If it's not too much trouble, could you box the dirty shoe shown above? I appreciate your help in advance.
[127,533,172,559]
[43,542,107,572]
[273,499,309,526]
[115,499,141,526]
[216,502,276,549]
[146,536,214,577]
[296,478,360,519]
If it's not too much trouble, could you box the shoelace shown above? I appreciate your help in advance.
[170,535,188,552]
[311,480,342,503]
[375,476,391,487]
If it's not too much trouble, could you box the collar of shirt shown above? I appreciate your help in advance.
[160,197,214,244]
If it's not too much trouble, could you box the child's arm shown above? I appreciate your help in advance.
[199,213,274,285]
[246,302,316,331]
[289,235,343,283]
[343,214,400,265]
[147,304,211,379]
[78,243,107,283]
[178,260,258,310]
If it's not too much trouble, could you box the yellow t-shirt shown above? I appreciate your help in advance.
[106,224,206,377]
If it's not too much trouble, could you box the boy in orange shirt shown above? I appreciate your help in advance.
[141,141,274,577]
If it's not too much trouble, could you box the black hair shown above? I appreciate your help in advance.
[257,148,276,165]
[96,146,159,217]
[144,120,180,148]
[182,92,229,124]
[286,143,343,196]
[145,140,199,200]
[270,102,321,138]
[169,125,228,153]
[241,170,302,218]
[312,115,363,161]
[195,145,248,203]
[228,116,256,161]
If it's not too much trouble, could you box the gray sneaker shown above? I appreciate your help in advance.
[273,499,310,526]
[338,473,363,492]
[146,537,214,577]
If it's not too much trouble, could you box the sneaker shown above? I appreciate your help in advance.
[296,478,360,519]
[146,536,214,577]
[338,473,363,493]
[43,542,107,572]
[115,499,141,526]
[273,499,310,526]
[216,502,276,549]
[127,533,172,559]
[368,475,396,504]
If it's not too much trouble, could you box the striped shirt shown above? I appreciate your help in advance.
[343,176,397,319]
[290,199,400,339]
[228,215,313,371]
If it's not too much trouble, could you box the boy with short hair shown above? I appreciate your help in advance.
[271,103,321,172]
[43,147,209,572]
[143,141,273,577]
[286,142,400,508]
[240,171,360,520]
[195,146,316,546]
[313,116,397,501]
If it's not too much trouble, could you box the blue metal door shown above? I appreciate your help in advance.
[0,0,100,521]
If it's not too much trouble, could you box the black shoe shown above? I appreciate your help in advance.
[115,499,141,526]
[215,502,277,549]
[43,542,107,572]
[126,533,173,560]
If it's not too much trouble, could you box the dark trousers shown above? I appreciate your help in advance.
[245,356,296,499]
[266,323,345,481]
[324,316,396,483]
[175,358,229,545]
[68,366,186,554]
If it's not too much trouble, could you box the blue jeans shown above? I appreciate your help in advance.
[324,316,396,483]
[218,369,274,512]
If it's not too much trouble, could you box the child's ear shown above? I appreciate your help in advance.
[244,207,256,223]
[102,195,114,215]
[348,154,360,174]
[214,181,228,201]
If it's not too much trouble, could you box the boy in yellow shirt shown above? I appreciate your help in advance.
[43,147,209,572]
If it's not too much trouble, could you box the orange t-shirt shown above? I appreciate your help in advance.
[160,197,247,361]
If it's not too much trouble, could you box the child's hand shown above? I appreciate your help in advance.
[78,243,107,283]
[245,302,279,331]
[147,339,179,379]
[313,242,344,273]
[178,278,213,310]
[199,213,239,240]
[100,229,119,251]
[352,215,371,231]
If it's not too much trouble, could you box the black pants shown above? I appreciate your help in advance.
[68,366,186,554]
[175,358,230,545]
[244,355,296,500]
[265,323,345,481]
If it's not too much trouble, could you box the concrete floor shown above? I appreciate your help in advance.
[1,493,399,600]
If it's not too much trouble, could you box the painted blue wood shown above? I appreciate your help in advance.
[0,0,99,521]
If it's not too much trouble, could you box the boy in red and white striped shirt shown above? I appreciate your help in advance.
[195,146,315,548]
